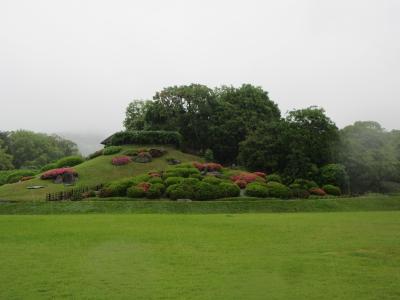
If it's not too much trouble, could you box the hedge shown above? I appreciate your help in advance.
[107,131,182,147]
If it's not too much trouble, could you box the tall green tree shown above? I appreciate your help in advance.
[0,139,14,170]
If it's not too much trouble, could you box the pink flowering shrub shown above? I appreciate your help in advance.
[111,156,132,166]
[193,162,223,172]
[41,168,77,180]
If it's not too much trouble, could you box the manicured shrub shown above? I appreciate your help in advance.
[127,186,146,198]
[41,168,77,180]
[230,172,260,185]
[107,131,182,148]
[181,178,200,186]
[137,182,151,192]
[152,183,166,193]
[202,176,223,185]
[309,188,326,196]
[111,156,132,166]
[87,150,103,160]
[103,146,123,155]
[219,182,240,198]
[165,176,184,187]
[131,174,151,185]
[146,184,163,199]
[189,173,203,180]
[322,184,341,196]
[57,156,84,168]
[266,174,282,183]
[166,184,194,200]
[106,178,136,196]
[245,182,269,197]
[148,177,163,184]
[266,182,291,199]
[165,167,200,178]
[293,179,318,190]
[194,182,220,200]
[122,149,138,156]
[0,171,14,186]
[6,170,37,184]
[40,163,58,172]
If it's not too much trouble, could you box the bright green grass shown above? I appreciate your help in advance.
[0,145,200,202]
[1,212,399,299]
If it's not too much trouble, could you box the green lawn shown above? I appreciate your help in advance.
[0,145,200,202]
[1,212,399,299]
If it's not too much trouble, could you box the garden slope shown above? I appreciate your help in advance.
[0,145,200,201]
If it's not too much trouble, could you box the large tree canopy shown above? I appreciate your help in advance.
[0,130,79,169]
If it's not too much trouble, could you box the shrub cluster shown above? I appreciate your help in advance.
[56,156,84,168]
[41,168,77,180]
[230,172,264,188]
[107,131,182,148]
[103,146,123,155]
[111,156,132,166]
[193,162,223,172]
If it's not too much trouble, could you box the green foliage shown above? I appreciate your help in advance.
[202,176,222,185]
[181,178,200,186]
[266,174,282,183]
[194,182,220,200]
[245,182,269,198]
[146,184,163,199]
[204,149,214,162]
[0,130,79,169]
[131,174,151,186]
[106,178,136,197]
[0,147,14,170]
[319,164,349,192]
[103,146,122,155]
[126,186,146,198]
[165,176,184,187]
[266,182,291,199]
[322,184,341,196]
[148,177,163,184]
[0,171,14,186]
[121,149,139,156]
[107,131,182,148]
[87,150,103,160]
[123,100,151,131]
[6,170,37,184]
[40,163,58,172]
[56,156,84,168]
[293,179,318,190]
[165,166,200,178]
[166,184,194,200]
[219,182,241,197]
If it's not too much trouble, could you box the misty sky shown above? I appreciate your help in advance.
[1,0,399,136]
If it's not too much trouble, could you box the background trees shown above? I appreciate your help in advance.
[0,130,79,169]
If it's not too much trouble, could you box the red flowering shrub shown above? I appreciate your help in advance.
[111,156,132,166]
[234,179,247,189]
[41,168,77,180]
[193,162,223,172]
[230,172,259,184]
[253,172,266,178]
[309,188,326,196]
[137,182,151,192]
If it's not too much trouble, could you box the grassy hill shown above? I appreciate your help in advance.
[0,145,200,202]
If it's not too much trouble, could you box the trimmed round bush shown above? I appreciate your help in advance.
[106,178,135,196]
[245,182,269,197]
[131,174,151,185]
[181,178,200,186]
[7,170,37,184]
[166,184,194,200]
[219,182,240,198]
[148,177,163,184]
[146,185,163,199]
[103,146,122,155]
[202,176,222,185]
[194,182,220,200]
[266,174,282,183]
[87,150,103,160]
[293,179,318,190]
[322,184,341,196]
[57,156,84,168]
[40,162,58,172]
[266,182,291,199]
[127,186,146,198]
[152,183,166,193]
[165,167,200,178]
[189,173,203,180]
[165,176,184,187]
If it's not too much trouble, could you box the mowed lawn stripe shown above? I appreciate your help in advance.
[0,212,399,299]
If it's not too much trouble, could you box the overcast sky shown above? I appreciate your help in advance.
[1,0,399,136]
